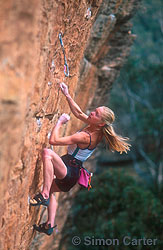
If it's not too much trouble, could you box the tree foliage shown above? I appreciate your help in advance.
[61,170,163,250]
[108,0,163,194]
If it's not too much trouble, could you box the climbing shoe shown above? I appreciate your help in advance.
[29,193,49,207]
[33,223,57,236]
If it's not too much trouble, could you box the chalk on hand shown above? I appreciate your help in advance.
[60,82,66,89]
[62,113,70,121]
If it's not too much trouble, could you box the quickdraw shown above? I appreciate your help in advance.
[85,7,91,20]
[58,33,69,77]
[88,175,92,191]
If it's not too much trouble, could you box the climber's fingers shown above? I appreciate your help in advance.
[60,82,69,96]
[60,82,67,91]
[58,113,70,124]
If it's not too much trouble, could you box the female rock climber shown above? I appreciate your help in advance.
[30,82,131,236]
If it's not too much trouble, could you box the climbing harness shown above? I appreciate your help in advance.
[58,33,69,77]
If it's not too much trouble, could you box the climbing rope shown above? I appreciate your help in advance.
[58,33,69,77]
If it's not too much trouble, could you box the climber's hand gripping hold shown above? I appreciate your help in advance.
[57,113,70,125]
[60,82,69,97]
[59,82,89,123]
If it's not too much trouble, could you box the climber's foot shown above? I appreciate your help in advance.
[33,223,57,236]
[29,193,49,207]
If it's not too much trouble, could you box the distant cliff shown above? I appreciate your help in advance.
[0,0,140,249]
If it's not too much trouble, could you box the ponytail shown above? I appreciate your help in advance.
[103,124,131,154]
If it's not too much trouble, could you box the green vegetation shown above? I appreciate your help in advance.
[109,0,163,195]
[61,170,163,250]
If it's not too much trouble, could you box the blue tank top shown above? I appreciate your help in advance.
[67,131,96,162]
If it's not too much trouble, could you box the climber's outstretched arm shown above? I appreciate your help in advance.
[49,114,90,145]
[60,82,89,123]
[66,94,88,122]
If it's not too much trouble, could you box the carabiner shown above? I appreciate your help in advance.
[64,63,69,77]
[59,32,69,77]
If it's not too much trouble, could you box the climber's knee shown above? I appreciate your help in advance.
[42,148,53,160]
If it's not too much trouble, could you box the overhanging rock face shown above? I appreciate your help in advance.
[77,0,139,111]
[0,0,140,249]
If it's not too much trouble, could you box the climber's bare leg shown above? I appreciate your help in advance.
[46,193,57,227]
[41,148,67,199]
[45,181,61,227]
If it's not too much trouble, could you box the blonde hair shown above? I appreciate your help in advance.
[101,106,131,154]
